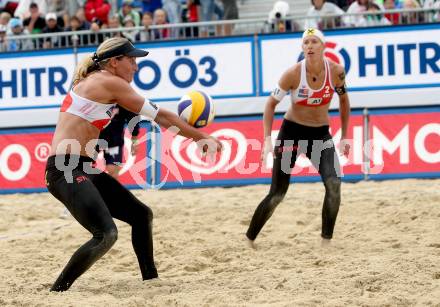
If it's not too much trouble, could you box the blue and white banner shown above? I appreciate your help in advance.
[0,50,75,110]
[127,39,256,101]
[1,25,439,128]
[259,24,440,94]
[0,37,255,111]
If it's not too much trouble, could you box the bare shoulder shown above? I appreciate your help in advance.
[287,62,301,77]
[101,73,129,90]
[279,63,301,90]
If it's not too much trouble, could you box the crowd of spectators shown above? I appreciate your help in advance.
[0,0,438,52]
[0,0,239,51]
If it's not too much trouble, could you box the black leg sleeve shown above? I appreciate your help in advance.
[47,169,118,292]
[309,138,342,239]
[93,173,157,280]
[246,152,293,241]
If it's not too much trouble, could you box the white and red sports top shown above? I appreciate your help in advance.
[291,59,335,107]
[60,90,116,130]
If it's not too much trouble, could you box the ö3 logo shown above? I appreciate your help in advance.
[171,129,247,174]
[133,49,219,90]
[297,41,351,73]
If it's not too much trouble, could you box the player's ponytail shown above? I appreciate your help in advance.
[72,37,129,84]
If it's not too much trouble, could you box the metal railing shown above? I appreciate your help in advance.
[0,7,439,52]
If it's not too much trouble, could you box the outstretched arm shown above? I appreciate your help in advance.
[110,79,222,152]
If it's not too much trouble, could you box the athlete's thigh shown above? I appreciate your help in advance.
[92,172,147,223]
[309,138,341,180]
[271,140,299,194]
[57,169,115,233]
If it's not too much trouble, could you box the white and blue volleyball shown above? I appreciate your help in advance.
[178,90,215,128]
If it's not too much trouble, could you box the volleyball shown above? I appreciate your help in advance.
[177,90,215,128]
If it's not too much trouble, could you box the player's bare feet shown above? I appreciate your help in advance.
[246,237,256,249]
[321,238,331,247]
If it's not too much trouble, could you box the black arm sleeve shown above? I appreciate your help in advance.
[120,107,141,137]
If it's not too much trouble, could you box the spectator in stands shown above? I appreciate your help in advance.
[47,0,70,28]
[42,12,64,48]
[89,17,106,45]
[23,3,46,34]
[85,0,111,25]
[305,0,346,30]
[423,0,440,22]
[7,18,33,51]
[326,0,351,10]
[185,0,200,37]
[221,0,238,35]
[14,0,47,20]
[1,1,19,16]
[358,1,391,25]
[63,0,84,25]
[118,0,141,26]
[75,7,92,30]
[142,0,163,14]
[153,8,169,38]
[199,0,215,36]
[402,0,423,23]
[135,11,153,41]
[65,15,90,46]
[0,11,12,32]
[346,0,382,26]
[0,24,8,52]
[122,15,138,41]
[376,0,405,6]
[162,0,182,38]
[383,0,401,24]
[106,14,123,39]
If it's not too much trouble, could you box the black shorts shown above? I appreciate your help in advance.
[103,145,124,165]
[274,119,341,180]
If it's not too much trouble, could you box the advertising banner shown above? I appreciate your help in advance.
[259,24,440,94]
[1,25,439,129]
[0,37,255,111]
[157,113,365,188]
[0,50,75,110]
[0,107,438,193]
[368,108,440,179]
[0,128,150,193]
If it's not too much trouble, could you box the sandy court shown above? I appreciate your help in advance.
[0,178,440,306]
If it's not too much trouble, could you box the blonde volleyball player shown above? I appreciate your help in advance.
[246,28,351,245]
[46,37,222,291]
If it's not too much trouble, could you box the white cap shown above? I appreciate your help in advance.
[302,28,325,44]
[45,12,57,21]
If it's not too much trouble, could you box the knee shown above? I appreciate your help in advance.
[136,204,154,224]
[102,228,118,250]
[324,177,341,195]
[145,205,153,222]
[267,190,286,209]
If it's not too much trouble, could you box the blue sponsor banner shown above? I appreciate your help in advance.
[259,24,440,95]
[0,36,256,111]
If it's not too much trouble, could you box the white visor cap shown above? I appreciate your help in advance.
[302,28,325,44]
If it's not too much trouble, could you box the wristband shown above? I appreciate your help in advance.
[139,98,159,120]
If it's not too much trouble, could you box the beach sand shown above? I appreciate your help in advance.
[1,179,439,306]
